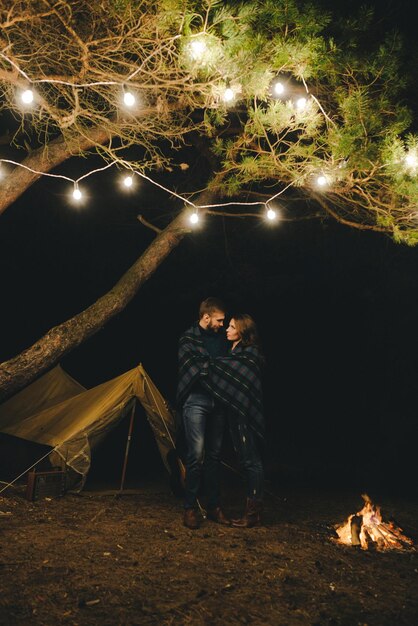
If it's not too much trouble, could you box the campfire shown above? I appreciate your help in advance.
[335,494,414,551]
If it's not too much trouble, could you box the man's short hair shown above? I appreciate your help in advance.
[199,297,226,319]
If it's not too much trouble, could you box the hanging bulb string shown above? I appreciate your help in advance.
[0,158,116,184]
[0,52,32,82]
[1,153,353,213]
[76,161,116,182]
[1,49,332,122]
[0,158,75,183]
[263,178,304,204]
[198,199,268,209]
[0,157,281,211]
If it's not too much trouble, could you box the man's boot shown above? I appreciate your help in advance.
[183,508,200,529]
[231,498,263,528]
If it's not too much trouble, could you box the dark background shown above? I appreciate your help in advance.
[1,0,417,497]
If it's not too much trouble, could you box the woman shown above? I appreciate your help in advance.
[206,313,265,527]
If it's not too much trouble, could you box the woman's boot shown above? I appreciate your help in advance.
[231,498,263,528]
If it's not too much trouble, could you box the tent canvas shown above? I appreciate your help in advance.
[0,364,178,487]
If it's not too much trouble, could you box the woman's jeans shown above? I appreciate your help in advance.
[229,418,264,500]
[182,390,225,510]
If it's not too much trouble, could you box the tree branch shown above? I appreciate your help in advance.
[310,192,391,234]
[137,214,163,233]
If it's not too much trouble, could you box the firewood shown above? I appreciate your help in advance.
[350,515,362,546]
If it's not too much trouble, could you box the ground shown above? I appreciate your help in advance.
[1,475,417,626]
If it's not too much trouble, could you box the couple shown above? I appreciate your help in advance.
[177,297,265,530]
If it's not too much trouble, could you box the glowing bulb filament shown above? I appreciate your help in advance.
[190,39,207,60]
[123,91,135,107]
[274,81,285,96]
[21,89,34,104]
[223,88,235,103]
[405,152,417,169]
[317,175,328,187]
[73,183,82,200]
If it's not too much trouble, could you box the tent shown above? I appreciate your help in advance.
[0,364,179,489]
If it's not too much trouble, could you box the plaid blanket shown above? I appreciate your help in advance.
[208,344,265,440]
[177,324,265,440]
[176,323,209,405]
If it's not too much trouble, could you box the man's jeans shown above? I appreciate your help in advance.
[229,420,264,500]
[182,390,225,510]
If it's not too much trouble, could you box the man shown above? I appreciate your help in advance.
[177,297,231,529]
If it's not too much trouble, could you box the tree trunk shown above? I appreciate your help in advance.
[0,206,197,400]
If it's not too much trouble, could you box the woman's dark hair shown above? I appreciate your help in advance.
[232,313,265,367]
[232,313,261,348]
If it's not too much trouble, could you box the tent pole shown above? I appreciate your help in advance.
[119,401,136,494]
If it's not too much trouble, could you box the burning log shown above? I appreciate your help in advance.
[350,515,363,547]
[335,494,414,551]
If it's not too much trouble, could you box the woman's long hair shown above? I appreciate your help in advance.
[232,313,263,351]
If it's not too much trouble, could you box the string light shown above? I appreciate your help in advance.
[223,87,235,103]
[123,174,134,187]
[1,50,323,128]
[0,156,307,224]
[189,211,199,224]
[123,90,136,107]
[189,38,207,60]
[404,151,417,171]
[273,81,285,96]
[21,89,34,105]
[72,182,82,201]
[266,206,278,221]
[296,97,307,111]
[316,174,329,188]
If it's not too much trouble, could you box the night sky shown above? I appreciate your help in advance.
[1,0,417,495]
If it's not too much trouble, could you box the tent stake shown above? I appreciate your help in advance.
[119,401,136,494]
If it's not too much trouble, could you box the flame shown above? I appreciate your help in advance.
[335,494,414,551]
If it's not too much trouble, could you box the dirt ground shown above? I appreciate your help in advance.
[1,475,417,626]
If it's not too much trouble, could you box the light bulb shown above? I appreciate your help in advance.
[21,89,34,104]
[223,88,235,103]
[123,175,133,187]
[405,152,417,169]
[123,91,135,107]
[73,184,82,200]
[317,175,328,187]
[190,39,206,59]
[296,97,307,111]
[274,81,285,96]
[190,212,199,224]
[266,207,277,221]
